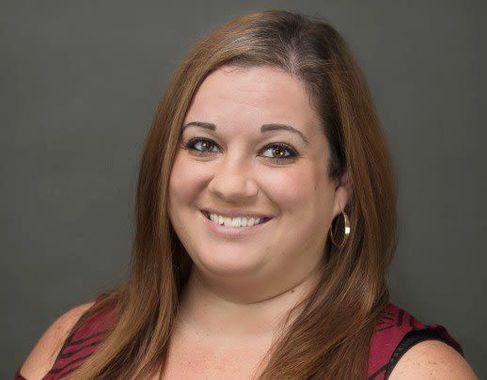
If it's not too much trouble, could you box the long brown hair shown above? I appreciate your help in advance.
[71,9,398,379]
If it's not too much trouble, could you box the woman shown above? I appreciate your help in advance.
[17,9,477,380]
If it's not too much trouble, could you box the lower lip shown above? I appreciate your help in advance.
[200,211,273,238]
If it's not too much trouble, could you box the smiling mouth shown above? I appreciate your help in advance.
[201,210,272,226]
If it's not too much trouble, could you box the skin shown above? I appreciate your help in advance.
[165,64,352,376]
[388,340,478,379]
[168,64,351,337]
[19,65,478,379]
[19,302,95,379]
[165,64,478,379]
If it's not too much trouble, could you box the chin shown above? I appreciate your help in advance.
[191,244,264,278]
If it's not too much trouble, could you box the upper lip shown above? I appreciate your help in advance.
[201,208,273,219]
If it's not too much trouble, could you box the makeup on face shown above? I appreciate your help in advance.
[168,65,336,285]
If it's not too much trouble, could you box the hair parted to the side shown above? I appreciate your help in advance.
[70,9,398,379]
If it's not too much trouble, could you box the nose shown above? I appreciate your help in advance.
[207,155,259,202]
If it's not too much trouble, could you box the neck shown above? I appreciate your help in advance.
[175,265,323,340]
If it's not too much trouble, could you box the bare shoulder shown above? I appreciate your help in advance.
[19,301,95,380]
[388,340,478,379]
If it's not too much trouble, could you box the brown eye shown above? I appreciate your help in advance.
[183,137,219,154]
[183,137,299,163]
[261,143,298,162]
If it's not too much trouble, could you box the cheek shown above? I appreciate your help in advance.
[262,165,326,212]
[264,171,302,205]
[169,155,205,205]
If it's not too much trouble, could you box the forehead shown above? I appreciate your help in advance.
[184,65,321,136]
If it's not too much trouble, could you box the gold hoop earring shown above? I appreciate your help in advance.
[330,209,351,249]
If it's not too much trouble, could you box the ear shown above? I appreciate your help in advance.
[332,170,353,218]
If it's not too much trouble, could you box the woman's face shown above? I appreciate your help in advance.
[168,65,350,300]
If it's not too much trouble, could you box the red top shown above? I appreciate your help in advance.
[15,296,464,380]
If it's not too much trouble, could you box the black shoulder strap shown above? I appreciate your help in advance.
[384,329,461,379]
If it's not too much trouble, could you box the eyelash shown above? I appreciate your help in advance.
[182,137,299,163]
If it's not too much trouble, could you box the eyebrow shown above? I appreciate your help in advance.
[181,121,310,145]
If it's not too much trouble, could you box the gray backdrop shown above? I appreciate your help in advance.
[1,0,485,378]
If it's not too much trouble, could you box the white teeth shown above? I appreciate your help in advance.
[207,213,265,228]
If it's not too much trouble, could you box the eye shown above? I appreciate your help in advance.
[182,137,299,163]
[183,137,220,154]
[260,143,299,162]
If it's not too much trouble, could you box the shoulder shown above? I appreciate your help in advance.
[388,339,478,379]
[368,303,475,379]
[19,301,95,380]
